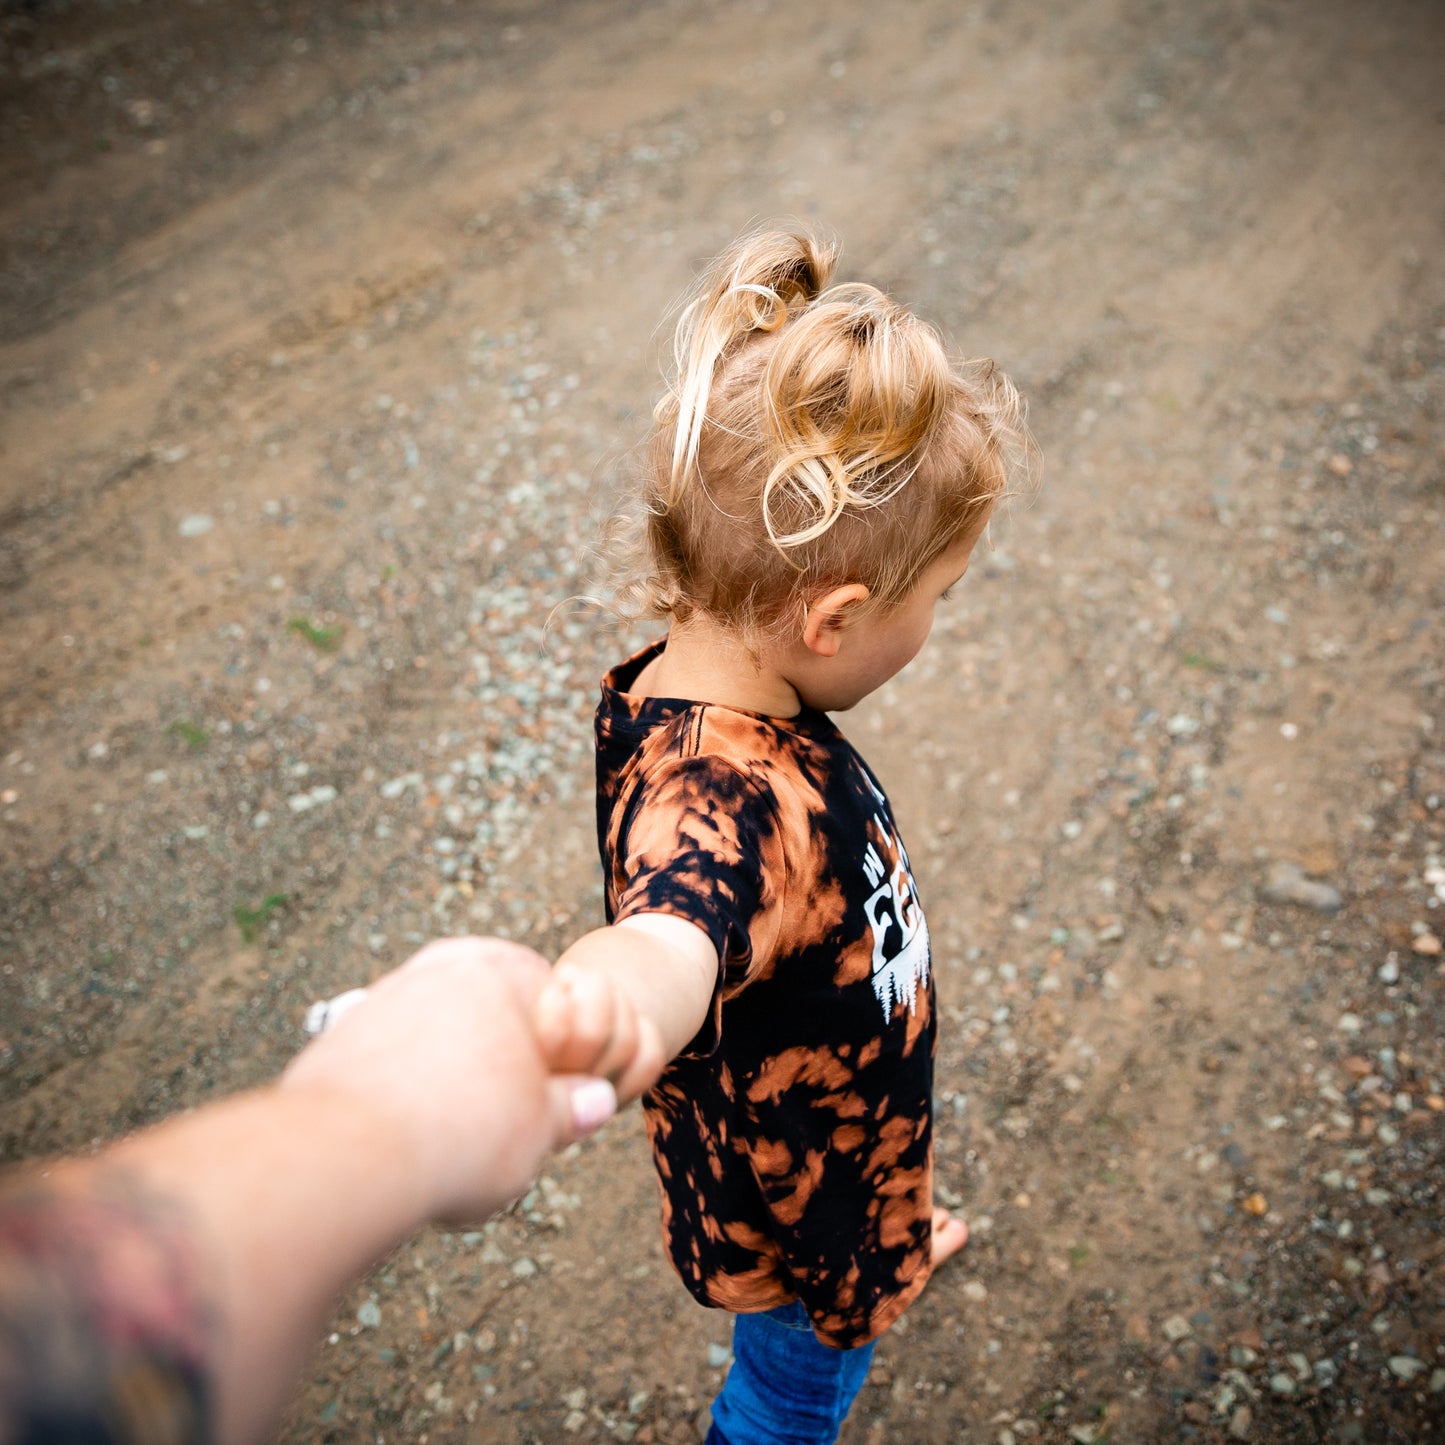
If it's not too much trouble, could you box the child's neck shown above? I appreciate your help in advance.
[640,617,802,718]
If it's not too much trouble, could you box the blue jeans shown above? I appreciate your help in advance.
[704,1300,877,1445]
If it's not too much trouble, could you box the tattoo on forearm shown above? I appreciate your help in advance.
[0,1173,213,1444]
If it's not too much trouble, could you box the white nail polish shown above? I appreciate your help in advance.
[571,1079,617,1133]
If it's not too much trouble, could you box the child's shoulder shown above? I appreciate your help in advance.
[601,698,808,780]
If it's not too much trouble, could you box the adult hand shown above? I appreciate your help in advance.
[282,936,618,1225]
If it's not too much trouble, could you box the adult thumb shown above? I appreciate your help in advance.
[547,1075,618,1145]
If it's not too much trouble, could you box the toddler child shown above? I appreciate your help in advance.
[536,225,1032,1445]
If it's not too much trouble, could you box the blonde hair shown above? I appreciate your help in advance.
[624,225,1033,638]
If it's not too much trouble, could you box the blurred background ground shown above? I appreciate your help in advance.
[1,0,1443,1440]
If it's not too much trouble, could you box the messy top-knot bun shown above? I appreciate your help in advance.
[630,224,1032,637]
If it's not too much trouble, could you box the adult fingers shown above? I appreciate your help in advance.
[535,965,617,1073]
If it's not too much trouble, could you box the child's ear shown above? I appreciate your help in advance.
[802,584,870,658]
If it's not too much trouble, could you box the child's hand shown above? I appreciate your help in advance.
[534,963,668,1105]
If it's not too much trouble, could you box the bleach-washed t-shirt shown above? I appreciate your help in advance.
[595,640,936,1349]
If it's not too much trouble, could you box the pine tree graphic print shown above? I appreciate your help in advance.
[860,788,931,1023]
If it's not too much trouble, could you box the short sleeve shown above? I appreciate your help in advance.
[611,755,786,1055]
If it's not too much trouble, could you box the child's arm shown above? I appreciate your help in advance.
[535,914,718,1103]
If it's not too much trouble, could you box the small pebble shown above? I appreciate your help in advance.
[511,1257,538,1278]
[357,1299,382,1329]
[1260,860,1341,912]
[1387,1355,1425,1382]
[706,1343,732,1369]
[1269,1373,1296,1395]
[288,784,338,813]
[178,514,214,538]
[1162,1314,1192,1342]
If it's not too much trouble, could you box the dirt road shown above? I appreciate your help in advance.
[2,0,1443,1440]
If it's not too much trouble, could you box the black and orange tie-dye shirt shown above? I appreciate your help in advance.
[596,640,936,1349]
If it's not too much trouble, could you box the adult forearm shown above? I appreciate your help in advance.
[0,1087,424,1445]
[105,1083,430,1445]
